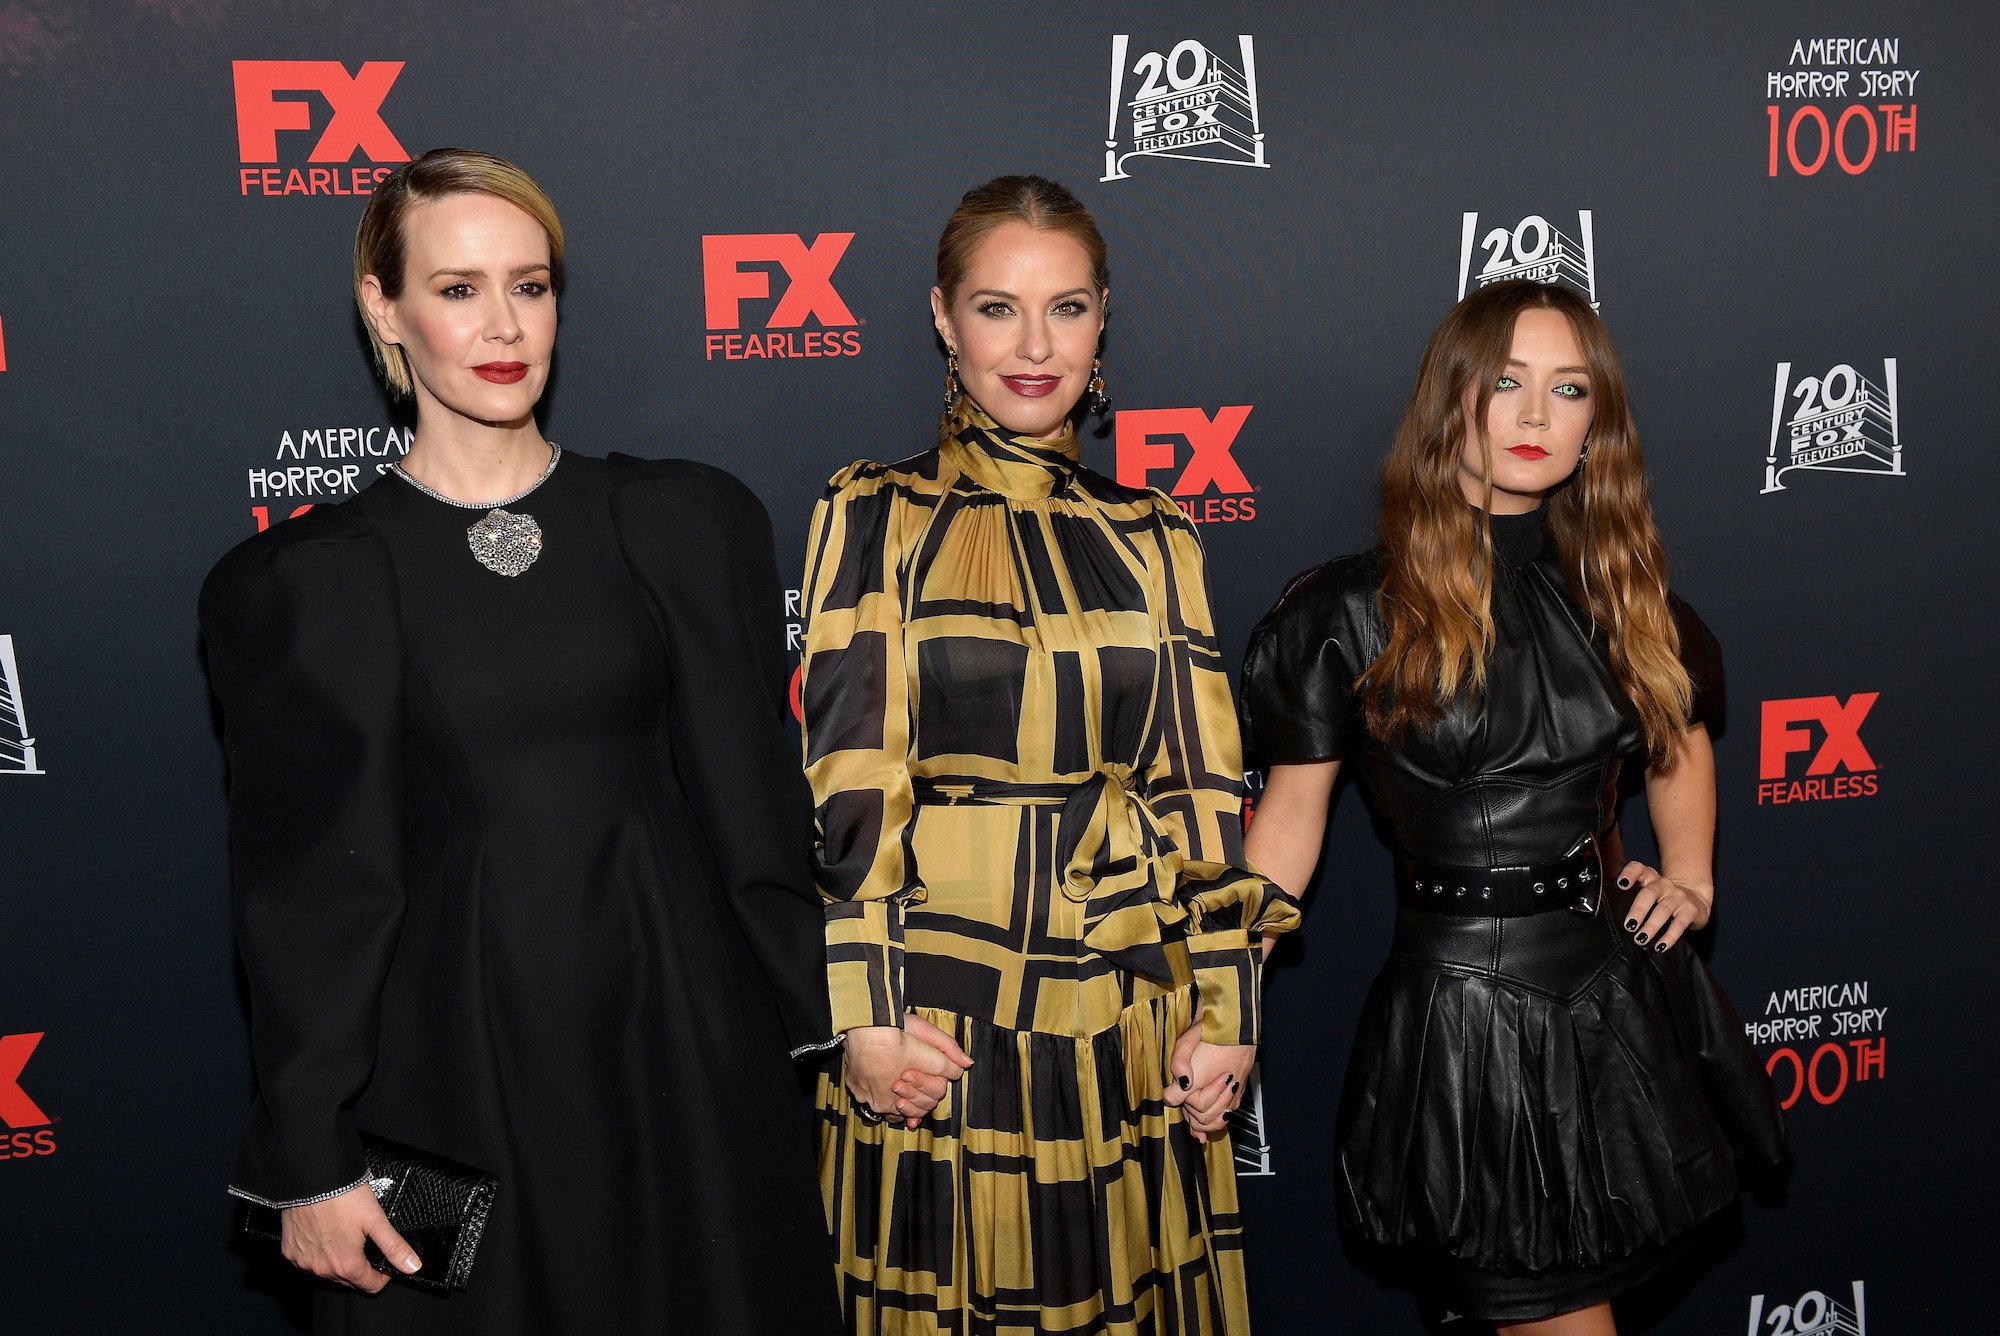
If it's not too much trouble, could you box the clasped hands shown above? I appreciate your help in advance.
[843,1014,974,1128]
[1160,995,1253,1144]
[844,1003,1253,1144]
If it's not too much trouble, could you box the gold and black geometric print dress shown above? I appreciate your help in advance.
[801,403,1300,1335]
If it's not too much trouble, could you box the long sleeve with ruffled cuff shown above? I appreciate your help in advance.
[800,461,927,1034]
[1140,503,1300,1046]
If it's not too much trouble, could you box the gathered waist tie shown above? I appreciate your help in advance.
[911,770,1188,985]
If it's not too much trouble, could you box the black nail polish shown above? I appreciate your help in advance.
[1653,940,1669,953]
[1226,1074,1238,1088]
[1178,1075,1191,1091]
[1634,932,1649,945]
[1624,918,1638,931]
[1617,877,1631,889]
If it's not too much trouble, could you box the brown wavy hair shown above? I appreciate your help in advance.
[1356,280,1693,762]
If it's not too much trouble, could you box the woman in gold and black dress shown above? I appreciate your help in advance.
[800,176,1299,1335]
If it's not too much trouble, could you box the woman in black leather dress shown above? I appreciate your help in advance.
[1239,280,1783,1334]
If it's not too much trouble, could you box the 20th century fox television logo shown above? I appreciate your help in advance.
[1458,211,1598,308]
[1748,1281,1865,1335]
[1100,35,1268,181]
[1763,360,1903,493]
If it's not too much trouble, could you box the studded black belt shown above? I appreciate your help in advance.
[1394,834,1604,918]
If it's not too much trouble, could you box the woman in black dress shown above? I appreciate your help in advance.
[201,148,839,1335]
[1239,280,1783,1333]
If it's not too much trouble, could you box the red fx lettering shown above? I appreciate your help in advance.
[1758,693,1878,780]
[701,233,856,330]
[233,61,410,163]
[0,1033,50,1129]
[1114,406,1254,496]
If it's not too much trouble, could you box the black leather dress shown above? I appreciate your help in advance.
[1239,509,1783,1322]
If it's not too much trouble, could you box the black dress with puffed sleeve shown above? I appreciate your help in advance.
[202,452,838,1335]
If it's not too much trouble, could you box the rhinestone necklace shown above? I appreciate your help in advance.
[390,444,562,577]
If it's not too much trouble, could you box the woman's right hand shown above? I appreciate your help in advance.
[844,1014,974,1128]
[280,1183,421,1292]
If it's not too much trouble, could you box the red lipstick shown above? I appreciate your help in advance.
[473,362,529,385]
[1000,374,1060,399]
[1506,444,1550,460]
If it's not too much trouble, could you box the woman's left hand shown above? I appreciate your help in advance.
[1617,861,1713,953]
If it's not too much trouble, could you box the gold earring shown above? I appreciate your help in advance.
[944,351,963,413]
[1087,358,1109,417]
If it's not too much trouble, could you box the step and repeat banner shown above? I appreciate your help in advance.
[3,3,1995,1332]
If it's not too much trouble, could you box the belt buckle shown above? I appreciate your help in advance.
[1566,835,1600,916]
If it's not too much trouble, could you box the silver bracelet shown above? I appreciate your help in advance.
[227,1174,370,1211]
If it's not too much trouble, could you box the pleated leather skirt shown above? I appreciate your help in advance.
[1336,879,1785,1322]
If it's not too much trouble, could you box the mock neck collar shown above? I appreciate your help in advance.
[942,401,1080,501]
[1486,505,1547,566]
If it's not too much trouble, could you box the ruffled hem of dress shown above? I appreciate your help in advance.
[1334,940,1782,1276]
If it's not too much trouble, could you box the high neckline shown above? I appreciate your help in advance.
[1486,506,1547,566]
[941,401,1080,501]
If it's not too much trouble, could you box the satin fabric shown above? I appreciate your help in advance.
[801,404,1298,1335]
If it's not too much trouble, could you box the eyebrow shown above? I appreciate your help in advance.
[427,263,551,280]
[968,287,1094,302]
[1506,357,1591,375]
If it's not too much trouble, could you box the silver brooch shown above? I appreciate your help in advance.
[389,444,561,577]
[466,508,544,577]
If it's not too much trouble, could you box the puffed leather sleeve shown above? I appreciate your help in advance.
[1238,554,1380,767]
[199,509,406,1208]
[607,455,835,1056]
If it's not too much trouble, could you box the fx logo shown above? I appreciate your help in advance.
[233,61,409,162]
[702,234,862,361]
[1757,693,1879,805]
[1115,407,1258,525]
[0,1033,51,1129]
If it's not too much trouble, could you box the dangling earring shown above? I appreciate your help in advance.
[944,351,963,413]
[1088,358,1110,417]
[1578,441,1591,463]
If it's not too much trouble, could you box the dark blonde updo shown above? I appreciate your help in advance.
[935,175,1109,302]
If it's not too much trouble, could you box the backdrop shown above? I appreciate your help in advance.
[4,3,1994,1332]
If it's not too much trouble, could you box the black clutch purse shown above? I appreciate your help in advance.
[239,1132,499,1295]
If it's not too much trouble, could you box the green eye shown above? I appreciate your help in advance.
[1495,375,1520,390]
[1554,383,1587,399]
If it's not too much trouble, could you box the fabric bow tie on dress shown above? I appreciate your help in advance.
[1053,765,1190,987]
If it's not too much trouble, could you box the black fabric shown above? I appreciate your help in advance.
[1341,881,1782,1310]
[1241,514,1725,867]
[241,1133,501,1296]
[201,453,838,1335]
[1426,1235,1689,1323]
[1239,510,1784,1314]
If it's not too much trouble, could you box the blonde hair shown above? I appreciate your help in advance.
[1358,281,1695,762]
[353,148,565,398]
